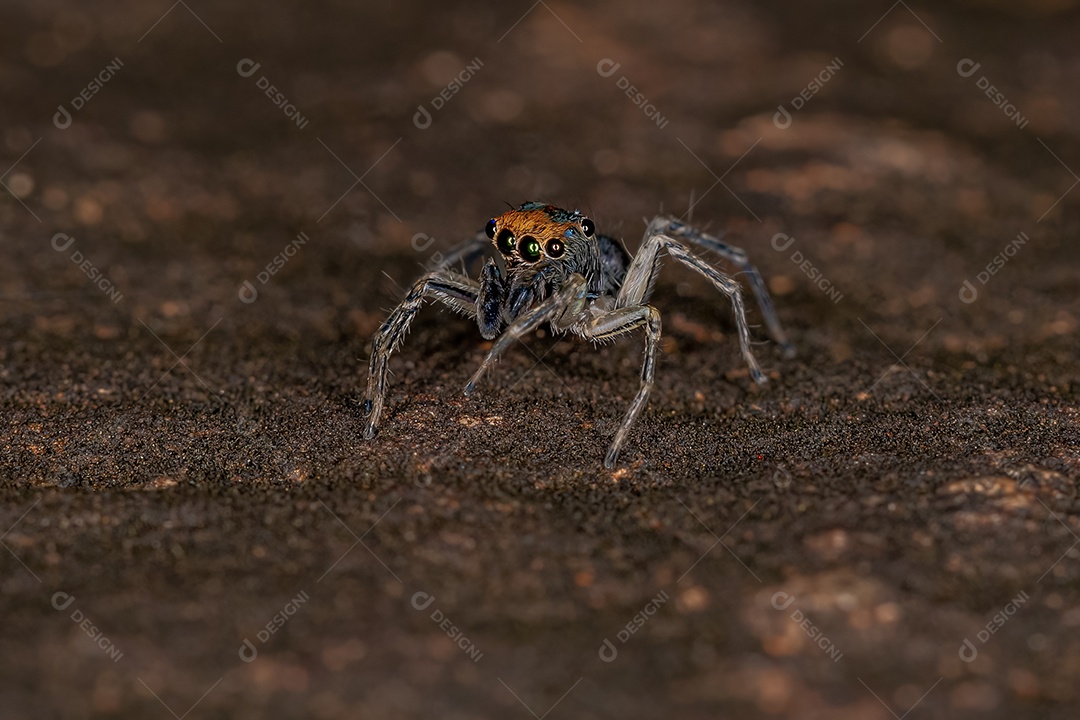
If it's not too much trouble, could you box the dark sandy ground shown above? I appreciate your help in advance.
[2,1,1079,718]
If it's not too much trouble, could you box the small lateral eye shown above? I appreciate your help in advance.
[545,238,566,258]
[485,219,497,239]
[496,229,515,254]
[518,235,541,261]
[580,218,595,237]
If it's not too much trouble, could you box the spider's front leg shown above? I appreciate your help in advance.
[463,273,589,396]
[578,303,663,469]
[362,269,480,438]
[619,218,775,385]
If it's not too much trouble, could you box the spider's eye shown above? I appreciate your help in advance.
[518,235,541,262]
[485,219,497,239]
[496,229,515,254]
[545,238,566,258]
[580,218,595,237]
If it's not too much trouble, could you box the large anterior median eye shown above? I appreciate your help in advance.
[518,235,541,262]
[496,229,515,254]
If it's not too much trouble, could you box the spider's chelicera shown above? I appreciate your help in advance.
[361,201,793,468]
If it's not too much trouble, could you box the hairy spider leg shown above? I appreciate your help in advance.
[618,220,767,385]
[661,218,794,358]
[463,273,589,396]
[579,304,663,468]
[462,270,661,468]
[362,269,480,438]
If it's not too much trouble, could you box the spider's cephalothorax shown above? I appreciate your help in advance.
[361,201,793,468]
[477,202,629,338]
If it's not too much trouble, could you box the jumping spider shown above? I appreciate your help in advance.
[362,201,793,468]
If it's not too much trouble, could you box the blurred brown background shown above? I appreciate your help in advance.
[1,1,1078,718]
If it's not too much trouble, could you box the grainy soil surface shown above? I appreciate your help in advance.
[2,1,1079,718]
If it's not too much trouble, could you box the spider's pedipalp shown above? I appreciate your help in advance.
[477,258,507,339]
[463,273,589,396]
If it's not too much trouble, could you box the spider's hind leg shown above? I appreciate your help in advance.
[618,218,773,385]
[661,218,794,357]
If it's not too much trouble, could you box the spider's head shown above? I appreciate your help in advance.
[484,201,595,273]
